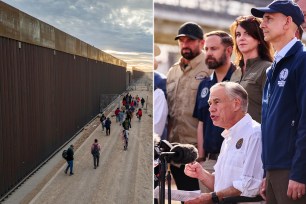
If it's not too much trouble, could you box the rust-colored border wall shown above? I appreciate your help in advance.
[132,68,147,81]
[0,36,126,197]
[0,1,127,67]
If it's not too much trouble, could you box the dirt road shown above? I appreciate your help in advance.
[8,88,153,204]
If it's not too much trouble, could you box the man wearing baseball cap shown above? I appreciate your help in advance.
[251,1,306,203]
[166,22,212,193]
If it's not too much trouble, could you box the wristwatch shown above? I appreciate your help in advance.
[211,192,220,204]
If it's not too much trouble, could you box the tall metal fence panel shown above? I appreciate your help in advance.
[132,69,146,81]
[0,36,126,198]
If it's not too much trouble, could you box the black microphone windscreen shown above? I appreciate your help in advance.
[170,142,180,147]
[170,144,198,164]
[159,140,173,152]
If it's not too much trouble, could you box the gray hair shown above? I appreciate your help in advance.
[210,81,248,112]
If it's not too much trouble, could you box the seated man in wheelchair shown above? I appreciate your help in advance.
[184,82,263,204]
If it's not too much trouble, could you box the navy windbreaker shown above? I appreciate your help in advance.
[261,41,306,183]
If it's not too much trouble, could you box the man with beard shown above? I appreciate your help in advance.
[193,31,236,193]
[166,22,212,193]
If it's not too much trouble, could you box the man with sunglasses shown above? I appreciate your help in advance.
[251,0,306,203]
[166,22,212,194]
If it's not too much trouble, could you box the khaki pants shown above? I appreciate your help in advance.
[266,170,306,204]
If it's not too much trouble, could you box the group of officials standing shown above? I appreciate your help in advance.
[154,0,306,203]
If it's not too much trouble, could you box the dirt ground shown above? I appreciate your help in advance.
[4,87,153,204]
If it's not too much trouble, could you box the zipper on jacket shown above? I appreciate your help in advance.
[266,83,271,109]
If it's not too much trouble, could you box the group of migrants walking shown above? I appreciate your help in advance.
[63,92,146,172]
[117,93,145,150]
[154,0,306,204]
[93,92,146,165]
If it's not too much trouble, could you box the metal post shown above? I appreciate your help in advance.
[167,163,171,204]
[145,95,148,113]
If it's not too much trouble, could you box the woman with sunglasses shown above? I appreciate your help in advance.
[230,15,274,123]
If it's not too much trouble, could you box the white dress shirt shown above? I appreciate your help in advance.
[214,114,263,197]
[154,88,168,136]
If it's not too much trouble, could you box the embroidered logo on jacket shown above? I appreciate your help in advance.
[195,71,209,80]
[278,68,288,87]
[201,87,209,98]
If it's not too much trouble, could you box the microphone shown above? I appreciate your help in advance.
[169,144,198,164]
[159,140,173,152]
[155,140,173,160]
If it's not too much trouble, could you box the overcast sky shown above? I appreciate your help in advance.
[2,0,153,71]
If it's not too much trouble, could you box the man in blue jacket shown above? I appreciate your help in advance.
[252,1,306,203]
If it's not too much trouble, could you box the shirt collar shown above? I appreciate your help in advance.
[211,63,236,83]
[239,56,260,68]
[274,37,298,64]
[179,51,205,71]
[245,57,261,68]
[221,114,252,139]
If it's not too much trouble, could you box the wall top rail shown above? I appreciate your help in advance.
[0,1,127,68]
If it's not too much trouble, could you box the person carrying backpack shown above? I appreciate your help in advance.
[122,118,131,130]
[104,117,112,136]
[64,144,74,175]
[126,110,132,122]
[91,139,101,169]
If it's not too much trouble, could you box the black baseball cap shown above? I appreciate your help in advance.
[175,22,204,40]
[251,0,304,27]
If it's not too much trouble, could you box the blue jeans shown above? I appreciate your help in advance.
[65,160,73,174]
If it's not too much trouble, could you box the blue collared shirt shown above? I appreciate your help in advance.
[193,64,236,153]
[274,37,297,64]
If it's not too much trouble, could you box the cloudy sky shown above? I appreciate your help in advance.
[2,0,153,71]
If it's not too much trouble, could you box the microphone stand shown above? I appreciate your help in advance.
[167,163,171,204]
[159,152,175,204]
[159,154,166,204]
